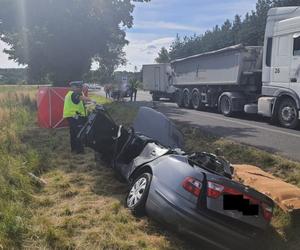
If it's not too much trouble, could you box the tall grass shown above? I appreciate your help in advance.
[0,86,39,248]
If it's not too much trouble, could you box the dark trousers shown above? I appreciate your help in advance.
[67,117,86,153]
[130,89,137,102]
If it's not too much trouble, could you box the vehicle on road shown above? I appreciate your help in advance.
[123,84,132,98]
[173,7,300,129]
[110,84,132,100]
[86,83,101,91]
[78,105,274,250]
[142,63,177,101]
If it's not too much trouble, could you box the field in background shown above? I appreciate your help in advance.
[0,87,299,249]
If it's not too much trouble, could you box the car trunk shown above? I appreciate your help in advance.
[189,153,273,230]
[203,175,273,230]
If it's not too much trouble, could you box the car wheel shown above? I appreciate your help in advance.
[220,95,233,116]
[278,98,299,129]
[126,173,152,216]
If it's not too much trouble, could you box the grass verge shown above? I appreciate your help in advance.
[0,86,38,248]
[106,102,300,250]
[1,88,299,249]
[0,90,192,249]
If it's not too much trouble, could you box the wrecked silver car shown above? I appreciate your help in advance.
[78,105,274,249]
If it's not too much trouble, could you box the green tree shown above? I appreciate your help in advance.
[232,15,242,44]
[161,0,299,61]
[0,0,149,85]
[220,19,234,47]
[239,12,259,46]
[155,47,170,63]
[255,0,273,44]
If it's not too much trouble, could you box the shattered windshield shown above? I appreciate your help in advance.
[188,152,233,179]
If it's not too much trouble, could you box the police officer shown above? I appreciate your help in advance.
[63,81,91,154]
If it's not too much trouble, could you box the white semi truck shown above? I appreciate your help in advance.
[173,7,300,129]
[142,63,177,101]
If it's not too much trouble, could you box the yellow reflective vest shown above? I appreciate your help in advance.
[63,91,87,118]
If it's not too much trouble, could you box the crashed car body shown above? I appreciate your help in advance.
[78,105,274,249]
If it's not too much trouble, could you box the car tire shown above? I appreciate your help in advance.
[278,98,299,129]
[126,173,152,216]
[220,95,233,116]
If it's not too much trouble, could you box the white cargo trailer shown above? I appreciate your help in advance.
[142,63,177,101]
[173,6,300,129]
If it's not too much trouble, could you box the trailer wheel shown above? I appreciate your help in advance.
[183,90,191,108]
[191,90,201,110]
[278,98,299,129]
[220,95,233,116]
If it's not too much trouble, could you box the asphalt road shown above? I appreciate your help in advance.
[95,89,300,162]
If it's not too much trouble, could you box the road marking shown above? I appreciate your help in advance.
[170,108,300,139]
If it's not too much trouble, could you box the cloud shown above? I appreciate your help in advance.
[0,41,21,68]
[0,0,257,71]
[117,35,175,71]
[134,21,204,33]
[121,0,257,71]
[147,45,157,50]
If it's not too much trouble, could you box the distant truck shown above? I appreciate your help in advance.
[142,63,177,101]
[173,6,300,129]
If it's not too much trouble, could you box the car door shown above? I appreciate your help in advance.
[271,34,291,87]
[79,107,119,155]
[290,33,300,97]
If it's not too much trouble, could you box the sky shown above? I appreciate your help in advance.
[0,0,257,71]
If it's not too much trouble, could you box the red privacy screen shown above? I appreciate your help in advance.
[37,87,70,128]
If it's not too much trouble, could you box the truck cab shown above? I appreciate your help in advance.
[259,7,300,128]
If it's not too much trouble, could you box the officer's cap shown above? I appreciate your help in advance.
[69,81,84,88]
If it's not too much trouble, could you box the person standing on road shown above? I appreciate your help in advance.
[104,84,112,99]
[130,79,139,102]
[63,81,91,154]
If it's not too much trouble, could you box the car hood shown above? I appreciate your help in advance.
[133,107,184,149]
